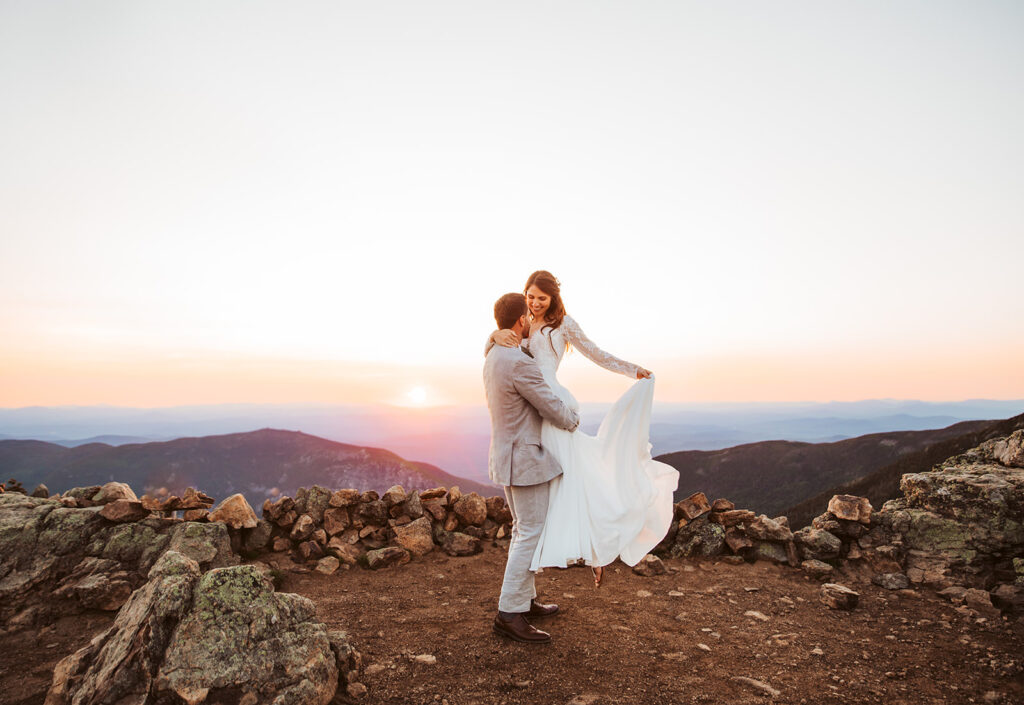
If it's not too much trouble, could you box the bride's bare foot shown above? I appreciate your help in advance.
[592,565,604,588]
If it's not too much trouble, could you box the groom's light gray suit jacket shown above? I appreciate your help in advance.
[483,345,580,487]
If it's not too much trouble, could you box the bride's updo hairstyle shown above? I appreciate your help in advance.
[524,270,566,333]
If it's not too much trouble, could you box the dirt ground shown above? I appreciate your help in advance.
[282,548,1024,705]
[2,549,1022,705]
[0,611,114,705]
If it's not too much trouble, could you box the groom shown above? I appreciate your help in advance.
[484,292,581,644]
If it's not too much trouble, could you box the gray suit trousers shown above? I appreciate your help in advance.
[497,481,550,613]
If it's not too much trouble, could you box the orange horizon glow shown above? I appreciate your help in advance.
[2,343,1022,409]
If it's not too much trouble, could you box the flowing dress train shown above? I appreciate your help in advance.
[511,316,679,570]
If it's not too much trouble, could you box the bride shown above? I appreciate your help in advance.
[487,270,679,586]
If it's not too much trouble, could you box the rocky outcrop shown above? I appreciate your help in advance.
[46,550,362,705]
[0,493,237,629]
[859,429,1024,598]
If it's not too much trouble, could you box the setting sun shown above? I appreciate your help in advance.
[406,386,428,406]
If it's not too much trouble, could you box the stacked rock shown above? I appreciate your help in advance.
[261,485,511,572]
[657,492,800,567]
[794,494,872,580]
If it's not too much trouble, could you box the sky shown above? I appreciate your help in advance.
[1,1,1022,408]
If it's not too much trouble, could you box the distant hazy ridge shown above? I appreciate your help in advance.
[0,428,495,502]
[655,415,1024,519]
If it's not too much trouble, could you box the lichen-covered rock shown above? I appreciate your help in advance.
[31,483,50,498]
[872,572,910,590]
[166,521,238,570]
[0,494,240,630]
[154,564,339,705]
[403,490,424,519]
[63,486,102,504]
[751,540,790,564]
[971,429,1024,468]
[53,558,134,611]
[669,515,725,558]
[45,551,202,705]
[794,527,842,561]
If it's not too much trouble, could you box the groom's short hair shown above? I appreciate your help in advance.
[494,293,526,329]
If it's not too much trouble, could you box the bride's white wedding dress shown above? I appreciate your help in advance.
[519,316,679,570]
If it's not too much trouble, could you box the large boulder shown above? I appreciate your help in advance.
[865,431,1024,589]
[0,494,241,630]
[46,550,202,705]
[47,552,345,705]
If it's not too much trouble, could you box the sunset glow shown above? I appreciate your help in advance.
[1,2,1023,409]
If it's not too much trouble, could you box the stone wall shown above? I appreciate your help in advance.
[260,484,513,573]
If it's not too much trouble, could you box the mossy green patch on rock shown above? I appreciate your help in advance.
[166,520,237,569]
[902,509,971,552]
[38,507,106,555]
[157,565,337,705]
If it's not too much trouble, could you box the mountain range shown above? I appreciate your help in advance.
[655,413,1024,520]
[0,429,496,503]
[3,399,1022,482]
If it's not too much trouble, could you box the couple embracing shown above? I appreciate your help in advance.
[483,270,680,644]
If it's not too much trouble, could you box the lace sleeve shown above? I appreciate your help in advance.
[562,315,640,378]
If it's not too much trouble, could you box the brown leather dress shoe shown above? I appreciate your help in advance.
[527,598,559,618]
[492,613,551,643]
